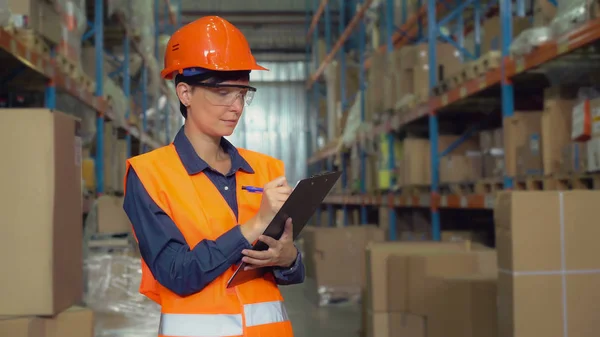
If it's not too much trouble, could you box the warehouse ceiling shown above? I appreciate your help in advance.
[179,0,340,62]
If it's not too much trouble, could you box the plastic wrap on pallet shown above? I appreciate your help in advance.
[51,0,87,65]
[509,27,554,56]
[107,0,155,57]
[104,77,129,127]
[550,0,599,36]
[84,252,161,337]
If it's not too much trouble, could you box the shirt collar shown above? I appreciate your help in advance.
[173,127,254,176]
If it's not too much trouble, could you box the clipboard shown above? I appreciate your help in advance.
[226,171,342,288]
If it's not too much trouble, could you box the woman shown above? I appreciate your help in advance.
[123,16,304,337]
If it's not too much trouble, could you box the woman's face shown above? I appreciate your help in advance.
[179,79,250,137]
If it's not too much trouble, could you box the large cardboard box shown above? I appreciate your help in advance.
[302,225,385,305]
[366,312,426,337]
[0,109,83,316]
[428,274,498,337]
[407,250,497,315]
[504,111,544,176]
[495,191,600,337]
[365,241,480,313]
[542,96,576,175]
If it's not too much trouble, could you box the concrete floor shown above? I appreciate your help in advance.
[280,283,362,337]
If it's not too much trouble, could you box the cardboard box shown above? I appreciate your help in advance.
[302,226,385,305]
[407,251,495,315]
[7,0,63,44]
[365,241,478,313]
[46,306,95,337]
[96,195,131,234]
[494,191,600,337]
[0,109,82,316]
[440,153,482,183]
[428,274,498,337]
[542,97,576,175]
[0,317,46,337]
[365,311,426,337]
[504,111,543,176]
[560,141,587,174]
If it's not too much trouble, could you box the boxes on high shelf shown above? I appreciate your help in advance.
[96,195,131,234]
[440,151,483,183]
[0,109,82,316]
[572,97,600,172]
[383,50,402,111]
[494,191,600,337]
[401,135,478,186]
[7,0,63,44]
[367,52,387,118]
[504,111,543,177]
[560,141,587,174]
[480,16,531,54]
[325,61,359,135]
[395,43,463,102]
[542,88,577,175]
[480,128,505,179]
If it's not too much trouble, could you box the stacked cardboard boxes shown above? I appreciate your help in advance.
[0,109,94,337]
[364,241,497,337]
[572,96,600,172]
[480,128,505,179]
[495,191,600,337]
[400,134,479,186]
[302,226,386,306]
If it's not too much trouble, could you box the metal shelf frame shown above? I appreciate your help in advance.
[303,0,577,240]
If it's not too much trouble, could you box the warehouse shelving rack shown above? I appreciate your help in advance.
[0,0,183,196]
[306,0,600,240]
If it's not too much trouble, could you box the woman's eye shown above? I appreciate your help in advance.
[218,90,230,96]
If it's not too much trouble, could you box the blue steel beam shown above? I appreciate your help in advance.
[427,0,440,241]
[385,0,397,240]
[358,0,367,225]
[95,0,105,195]
[501,0,514,189]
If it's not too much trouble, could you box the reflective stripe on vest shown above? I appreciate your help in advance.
[158,300,289,337]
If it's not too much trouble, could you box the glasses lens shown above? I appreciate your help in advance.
[244,90,255,107]
[203,87,253,107]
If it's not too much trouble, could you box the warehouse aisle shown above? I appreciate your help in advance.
[280,283,362,337]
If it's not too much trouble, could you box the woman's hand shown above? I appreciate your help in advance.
[242,218,297,270]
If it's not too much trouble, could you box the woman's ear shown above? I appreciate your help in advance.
[176,82,192,107]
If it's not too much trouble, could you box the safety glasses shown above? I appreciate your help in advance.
[194,83,257,107]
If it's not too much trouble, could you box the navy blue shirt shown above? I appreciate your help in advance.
[123,127,305,297]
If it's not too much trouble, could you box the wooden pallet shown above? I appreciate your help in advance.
[7,27,51,55]
[55,53,78,76]
[472,51,501,77]
[474,178,504,194]
[440,182,476,195]
[399,185,430,196]
[513,173,600,191]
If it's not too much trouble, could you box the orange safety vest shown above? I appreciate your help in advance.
[124,144,294,337]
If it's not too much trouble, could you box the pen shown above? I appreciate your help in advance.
[241,186,263,193]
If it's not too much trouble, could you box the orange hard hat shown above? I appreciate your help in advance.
[161,16,268,79]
